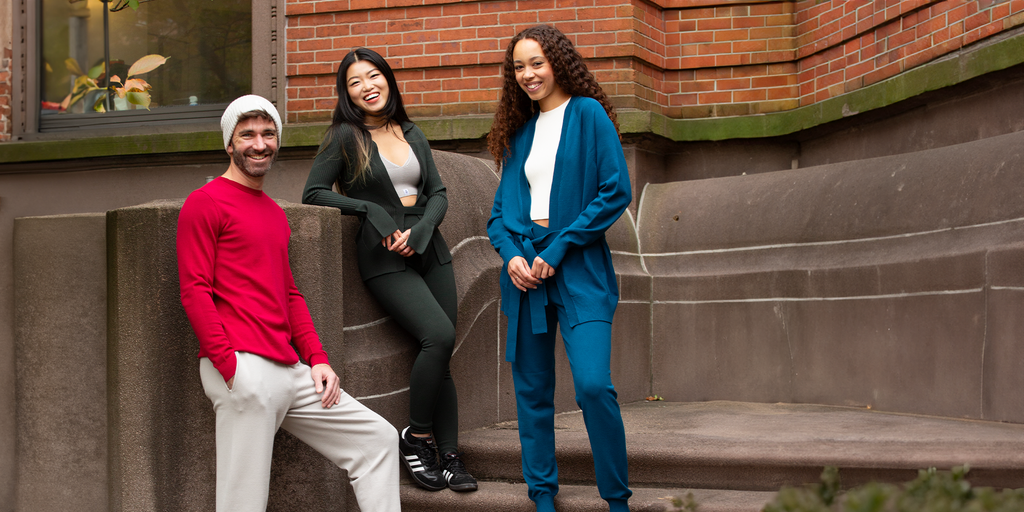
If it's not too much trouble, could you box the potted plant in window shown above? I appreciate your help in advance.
[60,54,169,112]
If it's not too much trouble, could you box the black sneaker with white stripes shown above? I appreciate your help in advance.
[399,427,446,491]
[441,452,478,492]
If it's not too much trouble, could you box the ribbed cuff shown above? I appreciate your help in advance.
[532,494,555,512]
[607,498,630,512]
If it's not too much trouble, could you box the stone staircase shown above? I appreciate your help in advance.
[399,401,1024,512]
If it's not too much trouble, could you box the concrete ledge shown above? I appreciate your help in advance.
[460,401,1024,492]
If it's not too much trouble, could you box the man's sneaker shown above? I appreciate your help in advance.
[441,452,478,492]
[399,427,446,491]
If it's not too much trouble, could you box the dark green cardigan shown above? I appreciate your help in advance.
[303,121,451,280]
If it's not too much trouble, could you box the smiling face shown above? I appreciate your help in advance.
[346,59,390,120]
[513,38,569,112]
[226,115,278,180]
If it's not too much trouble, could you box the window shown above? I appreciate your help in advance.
[33,0,258,133]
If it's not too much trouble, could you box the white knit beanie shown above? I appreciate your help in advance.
[221,95,283,149]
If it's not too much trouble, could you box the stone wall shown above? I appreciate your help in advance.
[621,129,1024,421]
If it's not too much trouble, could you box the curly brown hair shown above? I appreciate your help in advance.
[487,25,619,167]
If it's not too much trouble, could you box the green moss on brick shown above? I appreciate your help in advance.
[285,124,330,147]
[960,32,1024,79]
[0,131,224,164]
[416,116,494,140]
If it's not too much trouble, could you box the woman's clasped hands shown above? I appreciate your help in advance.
[507,255,555,291]
[383,229,415,257]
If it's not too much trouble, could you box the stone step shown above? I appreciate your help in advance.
[456,401,1024,493]
[400,481,776,512]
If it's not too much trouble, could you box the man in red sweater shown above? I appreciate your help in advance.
[177,95,400,512]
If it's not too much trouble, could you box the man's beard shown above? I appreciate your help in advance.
[231,144,277,178]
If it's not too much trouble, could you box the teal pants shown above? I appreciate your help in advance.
[511,282,631,512]
[364,246,460,455]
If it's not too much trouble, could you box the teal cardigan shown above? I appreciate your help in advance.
[303,121,451,281]
[487,96,632,361]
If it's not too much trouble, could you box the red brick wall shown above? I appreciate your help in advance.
[284,0,1024,124]
[1,46,12,142]
[795,0,1024,105]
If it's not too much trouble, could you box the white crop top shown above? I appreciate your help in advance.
[524,98,569,220]
[381,148,421,198]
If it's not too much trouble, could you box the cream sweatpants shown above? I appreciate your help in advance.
[200,351,401,512]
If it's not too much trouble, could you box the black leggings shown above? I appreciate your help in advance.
[364,249,459,455]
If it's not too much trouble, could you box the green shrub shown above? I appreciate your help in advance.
[762,466,1024,512]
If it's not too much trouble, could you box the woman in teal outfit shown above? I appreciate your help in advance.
[486,25,633,512]
[303,47,477,493]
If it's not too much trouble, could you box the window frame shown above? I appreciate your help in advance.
[13,0,285,140]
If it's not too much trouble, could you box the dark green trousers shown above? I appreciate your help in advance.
[364,246,460,454]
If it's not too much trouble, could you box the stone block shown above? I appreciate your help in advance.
[640,130,1024,256]
[652,301,793,403]
[786,293,986,417]
[988,244,1024,288]
[106,200,350,512]
[982,286,1024,422]
[14,213,108,512]
[610,302,652,403]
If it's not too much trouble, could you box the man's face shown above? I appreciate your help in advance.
[227,116,278,178]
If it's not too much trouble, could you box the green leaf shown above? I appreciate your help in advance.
[128,0,139,9]
[66,89,89,108]
[126,91,152,109]
[87,62,105,80]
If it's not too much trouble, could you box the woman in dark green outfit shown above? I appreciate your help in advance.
[302,47,477,493]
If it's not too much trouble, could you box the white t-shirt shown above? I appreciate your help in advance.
[524,98,570,221]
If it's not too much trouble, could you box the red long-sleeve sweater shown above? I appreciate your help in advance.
[177,177,329,382]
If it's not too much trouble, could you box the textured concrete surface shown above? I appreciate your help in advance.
[460,401,1024,492]
[13,214,108,512]
[401,480,777,512]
